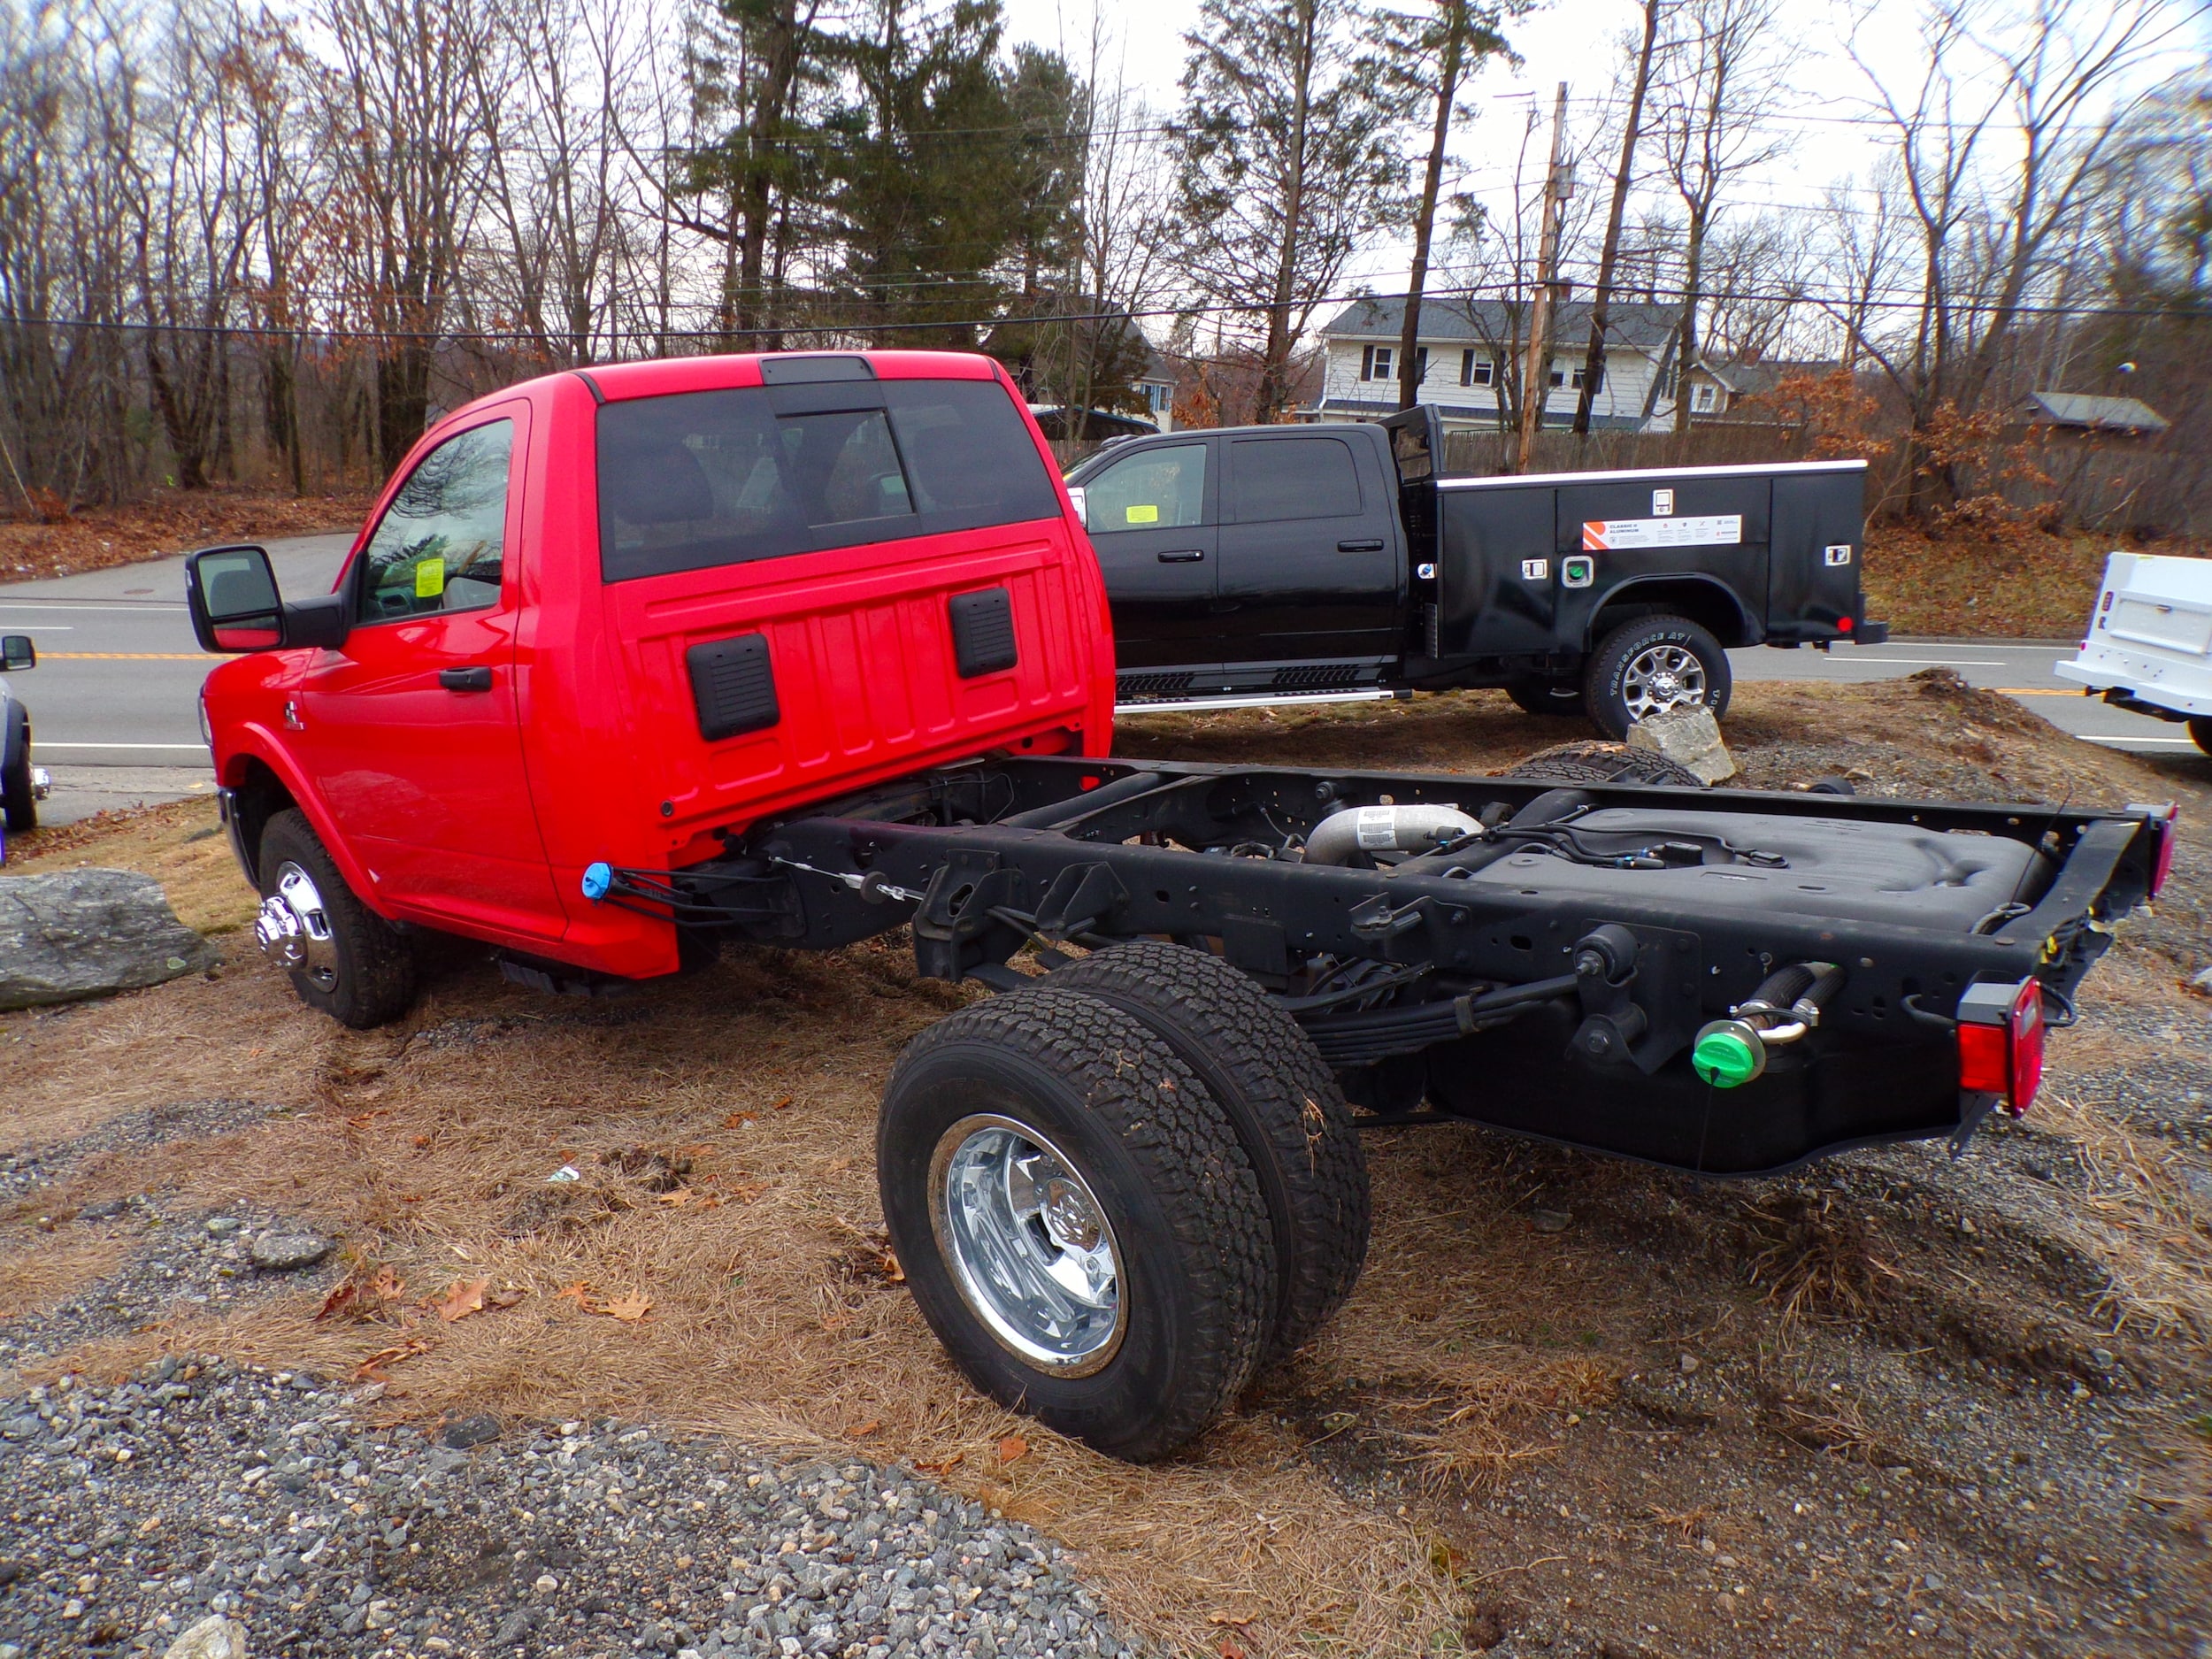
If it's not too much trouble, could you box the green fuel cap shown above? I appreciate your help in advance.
[1693,1025,1763,1088]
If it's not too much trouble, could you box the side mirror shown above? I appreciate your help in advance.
[1065,485,1088,529]
[187,545,283,653]
[185,544,351,654]
[0,634,33,672]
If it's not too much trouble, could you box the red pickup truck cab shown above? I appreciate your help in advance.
[195,350,1110,1014]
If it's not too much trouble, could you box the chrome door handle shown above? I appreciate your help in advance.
[1156,549,1206,563]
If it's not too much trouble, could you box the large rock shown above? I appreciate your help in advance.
[0,869,216,1010]
[1626,704,1738,785]
[163,1616,248,1659]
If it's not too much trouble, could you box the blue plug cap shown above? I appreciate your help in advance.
[581,861,613,902]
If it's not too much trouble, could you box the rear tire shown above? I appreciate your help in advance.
[1506,678,1586,718]
[1049,940,1370,1364]
[2192,717,2212,758]
[878,987,1274,1463]
[3,715,35,833]
[1504,740,1706,789]
[1583,614,1731,740]
[257,809,418,1030]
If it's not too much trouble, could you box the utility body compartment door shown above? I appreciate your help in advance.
[1554,475,1767,645]
[1214,429,1402,662]
[294,403,571,944]
[1765,468,1865,640]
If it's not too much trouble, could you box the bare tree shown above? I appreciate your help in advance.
[1574,0,1664,436]
[1655,0,1798,436]
[1847,0,2191,514]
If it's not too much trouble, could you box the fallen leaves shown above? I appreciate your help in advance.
[353,1337,430,1381]
[315,1264,405,1324]
[845,1420,882,1440]
[914,1451,964,1477]
[996,1435,1029,1465]
[432,1278,488,1322]
[557,1282,653,1322]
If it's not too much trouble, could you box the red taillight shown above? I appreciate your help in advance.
[1839,616,1854,632]
[2128,803,2179,898]
[1956,979,2045,1116]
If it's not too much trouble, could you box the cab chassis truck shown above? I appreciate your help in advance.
[187,349,2176,1461]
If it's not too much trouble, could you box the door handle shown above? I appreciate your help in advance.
[1337,538,1386,552]
[438,666,494,692]
[1156,549,1206,563]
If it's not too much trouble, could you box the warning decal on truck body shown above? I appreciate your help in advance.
[1581,514,1743,551]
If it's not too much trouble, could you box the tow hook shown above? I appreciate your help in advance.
[1692,961,1847,1087]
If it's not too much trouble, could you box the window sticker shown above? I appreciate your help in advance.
[414,559,446,599]
[1125,503,1160,524]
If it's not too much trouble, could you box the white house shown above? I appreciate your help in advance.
[1302,294,1684,433]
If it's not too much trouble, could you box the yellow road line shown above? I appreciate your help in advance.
[44,651,222,661]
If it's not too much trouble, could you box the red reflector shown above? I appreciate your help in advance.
[2008,980,2045,1116]
[1839,616,1854,632]
[1957,1021,2008,1094]
[2150,810,2179,898]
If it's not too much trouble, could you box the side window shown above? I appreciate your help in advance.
[1228,437,1363,523]
[1082,442,1208,534]
[356,419,514,624]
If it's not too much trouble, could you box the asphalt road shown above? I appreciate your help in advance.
[0,537,2200,827]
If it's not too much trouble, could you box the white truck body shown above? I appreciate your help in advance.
[2055,552,2212,727]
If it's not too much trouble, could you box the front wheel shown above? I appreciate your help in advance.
[879,987,1275,1463]
[3,718,35,833]
[2191,717,2212,757]
[256,809,418,1029]
[1583,614,1732,740]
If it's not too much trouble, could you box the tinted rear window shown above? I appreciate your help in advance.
[597,379,1061,582]
[1228,435,1363,522]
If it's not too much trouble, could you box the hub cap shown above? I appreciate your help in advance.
[929,1114,1125,1376]
[255,862,339,990]
[1620,644,1709,721]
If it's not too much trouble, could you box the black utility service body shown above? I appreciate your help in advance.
[1066,407,1886,731]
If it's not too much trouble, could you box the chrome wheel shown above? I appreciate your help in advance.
[928,1113,1125,1376]
[255,860,339,991]
[1620,643,1709,721]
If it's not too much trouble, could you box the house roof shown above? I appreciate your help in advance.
[1319,294,1684,355]
[1694,358,1842,397]
[2024,391,2170,434]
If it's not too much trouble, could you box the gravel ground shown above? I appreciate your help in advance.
[0,1358,1133,1659]
[0,1202,334,1373]
[0,1096,286,1210]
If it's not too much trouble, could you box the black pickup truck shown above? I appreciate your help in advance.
[1064,407,1888,736]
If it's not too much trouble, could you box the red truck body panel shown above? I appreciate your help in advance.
[204,351,1116,979]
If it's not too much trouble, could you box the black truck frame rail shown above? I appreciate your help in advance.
[584,756,2170,1179]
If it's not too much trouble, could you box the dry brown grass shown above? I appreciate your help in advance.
[0,1230,131,1320]
[0,487,369,582]
[7,680,2209,1655]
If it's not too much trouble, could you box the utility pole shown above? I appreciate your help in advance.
[1517,81,1571,474]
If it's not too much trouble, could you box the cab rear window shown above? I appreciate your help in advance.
[596,379,1062,582]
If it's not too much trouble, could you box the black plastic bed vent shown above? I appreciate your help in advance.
[686,633,780,741]
[949,588,1018,678]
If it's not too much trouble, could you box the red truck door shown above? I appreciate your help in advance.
[294,405,568,942]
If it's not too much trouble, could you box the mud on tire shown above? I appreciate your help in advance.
[878,987,1275,1462]
[1049,940,1371,1365]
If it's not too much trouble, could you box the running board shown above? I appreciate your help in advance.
[1115,688,1401,717]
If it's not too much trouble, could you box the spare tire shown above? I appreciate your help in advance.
[1500,740,1706,788]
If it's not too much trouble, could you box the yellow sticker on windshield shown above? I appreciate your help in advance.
[1125,503,1159,524]
[414,560,445,599]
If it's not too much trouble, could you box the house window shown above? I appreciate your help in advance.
[1692,383,1718,412]
[1144,381,1171,414]
[1548,363,1597,391]
[1461,350,1494,388]
[1360,344,1394,382]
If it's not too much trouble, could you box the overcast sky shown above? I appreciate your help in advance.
[995,0,2208,297]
